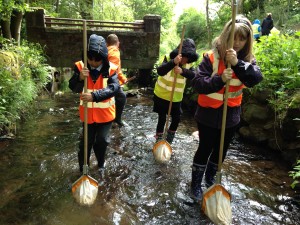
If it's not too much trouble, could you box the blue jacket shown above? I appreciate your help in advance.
[252,19,261,39]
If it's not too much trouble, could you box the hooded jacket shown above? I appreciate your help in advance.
[261,16,274,35]
[169,38,199,63]
[69,34,120,123]
[88,34,108,59]
[154,38,199,102]
[252,19,261,38]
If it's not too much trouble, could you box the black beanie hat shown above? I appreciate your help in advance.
[170,38,199,63]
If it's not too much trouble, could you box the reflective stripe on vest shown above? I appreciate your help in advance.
[206,89,243,101]
[79,89,115,108]
[252,24,260,36]
[75,61,118,123]
[154,55,192,102]
[197,50,245,108]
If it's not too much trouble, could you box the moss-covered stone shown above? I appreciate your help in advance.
[289,91,300,109]
[0,51,20,79]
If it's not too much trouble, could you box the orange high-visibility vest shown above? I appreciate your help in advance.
[107,46,127,85]
[197,50,245,108]
[76,61,118,123]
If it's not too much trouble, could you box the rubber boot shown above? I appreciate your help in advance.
[205,160,218,188]
[98,166,105,181]
[191,163,206,202]
[155,133,163,142]
[114,87,127,128]
[166,130,175,144]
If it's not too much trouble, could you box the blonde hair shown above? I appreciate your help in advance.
[213,15,254,63]
[106,34,119,46]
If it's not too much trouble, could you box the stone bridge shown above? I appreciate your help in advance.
[25,8,161,74]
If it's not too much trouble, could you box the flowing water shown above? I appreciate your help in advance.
[0,90,299,225]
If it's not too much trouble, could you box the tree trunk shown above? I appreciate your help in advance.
[10,9,23,45]
[55,0,60,13]
[0,20,12,40]
[237,0,244,14]
[206,0,212,48]
[258,0,265,14]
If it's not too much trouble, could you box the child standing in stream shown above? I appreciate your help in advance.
[69,34,119,173]
[153,38,199,144]
[190,15,263,202]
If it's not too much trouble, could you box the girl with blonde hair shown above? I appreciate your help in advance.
[190,15,263,202]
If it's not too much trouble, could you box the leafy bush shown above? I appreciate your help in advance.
[289,160,300,189]
[254,32,300,186]
[0,39,50,135]
[253,32,300,120]
[176,8,207,48]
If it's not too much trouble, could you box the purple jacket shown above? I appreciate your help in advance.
[191,53,263,129]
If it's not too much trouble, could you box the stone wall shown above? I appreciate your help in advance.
[25,9,161,70]
[239,89,300,164]
[182,89,300,165]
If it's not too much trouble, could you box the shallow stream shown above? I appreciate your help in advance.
[0,90,299,225]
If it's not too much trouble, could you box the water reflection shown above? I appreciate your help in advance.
[0,91,299,225]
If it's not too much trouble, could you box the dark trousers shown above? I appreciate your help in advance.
[193,123,237,165]
[115,87,126,123]
[156,112,180,133]
[78,121,112,171]
[153,94,182,133]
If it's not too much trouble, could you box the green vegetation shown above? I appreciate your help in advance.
[253,33,300,188]
[0,38,50,135]
[176,8,207,48]
[289,160,300,189]
[253,32,300,121]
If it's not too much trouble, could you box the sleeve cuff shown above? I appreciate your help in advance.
[91,92,96,102]
[232,59,243,68]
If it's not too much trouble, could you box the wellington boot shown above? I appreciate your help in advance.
[191,163,206,203]
[205,160,218,188]
[155,133,164,142]
[166,130,175,144]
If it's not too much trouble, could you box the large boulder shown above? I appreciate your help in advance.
[240,90,300,165]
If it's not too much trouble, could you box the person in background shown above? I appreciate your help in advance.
[261,13,274,36]
[69,34,120,173]
[107,34,128,128]
[190,15,263,202]
[153,38,199,144]
[252,19,261,42]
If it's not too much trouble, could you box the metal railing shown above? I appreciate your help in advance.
[44,17,144,31]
